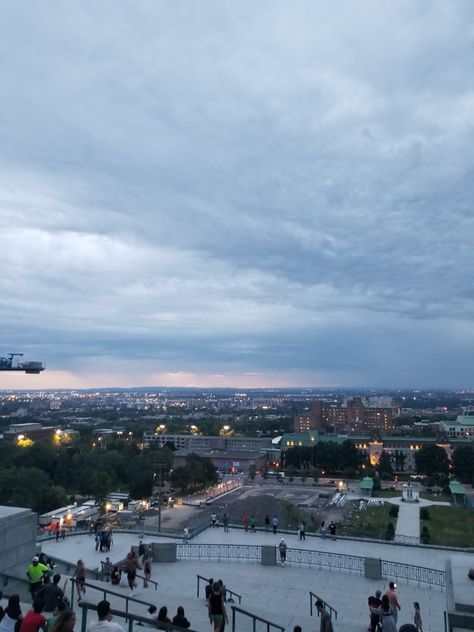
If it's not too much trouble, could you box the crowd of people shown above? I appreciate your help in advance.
[367,582,423,632]
[14,540,426,632]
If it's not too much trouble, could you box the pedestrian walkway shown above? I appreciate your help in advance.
[42,531,454,632]
[395,502,420,543]
[374,494,450,545]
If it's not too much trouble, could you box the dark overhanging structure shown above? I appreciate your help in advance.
[0,353,45,374]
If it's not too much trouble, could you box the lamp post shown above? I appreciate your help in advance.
[153,461,169,532]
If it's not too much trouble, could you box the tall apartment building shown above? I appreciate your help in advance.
[293,398,393,433]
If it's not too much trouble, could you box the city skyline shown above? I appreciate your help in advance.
[1,2,473,390]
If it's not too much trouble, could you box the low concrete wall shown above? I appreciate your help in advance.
[261,545,276,566]
[152,542,177,563]
[364,557,382,580]
[0,506,37,574]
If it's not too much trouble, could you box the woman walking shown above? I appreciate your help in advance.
[208,582,228,632]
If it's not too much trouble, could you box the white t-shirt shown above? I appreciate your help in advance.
[0,614,18,632]
[87,619,125,632]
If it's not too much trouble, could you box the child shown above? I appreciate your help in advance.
[414,602,422,632]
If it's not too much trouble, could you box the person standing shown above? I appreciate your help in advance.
[183,527,189,543]
[243,515,249,532]
[316,599,333,632]
[329,521,336,540]
[380,595,397,632]
[137,540,145,565]
[413,602,423,632]
[319,521,326,538]
[249,516,256,533]
[48,610,75,632]
[73,560,86,603]
[26,557,49,601]
[18,600,46,632]
[205,578,214,601]
[368,590,382,632]
[208,582,228,632]
[0,595,23,632]
[385,582,401,624]
[86,600,124,632]
[264,514,270,532]
[278,539,287,566]
[298,522,306,541]
[36,574,64,615]
[222,513,229,533]
[142,556,151,589]
[272,515,279,534]
[124,551,140,597]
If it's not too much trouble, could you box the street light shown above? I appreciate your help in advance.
[153,461,169,532]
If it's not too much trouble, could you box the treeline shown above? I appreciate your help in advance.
[0,441,173,513]
[283,440,474,485]
[283,440,363,476]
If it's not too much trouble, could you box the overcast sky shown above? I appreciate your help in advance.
[0,1,473,389]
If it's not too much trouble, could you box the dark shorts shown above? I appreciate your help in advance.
[127,571,136,580]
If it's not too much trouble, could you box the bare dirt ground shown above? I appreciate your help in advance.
[155,484,345,533]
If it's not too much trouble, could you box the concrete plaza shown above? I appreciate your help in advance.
[40,524,469,632]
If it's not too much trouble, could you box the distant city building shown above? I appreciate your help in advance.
[440,415,474,439]
[293,398,393,433]
[3,422,58,444]
[143,431,274,451]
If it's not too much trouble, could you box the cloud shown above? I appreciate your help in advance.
[0,1,473,388]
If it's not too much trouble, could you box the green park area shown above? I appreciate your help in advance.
[420,505,474,548]
[371,488,401,498]
[343,501,398,540]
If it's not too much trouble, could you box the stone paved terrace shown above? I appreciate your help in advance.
[40,525,473,632]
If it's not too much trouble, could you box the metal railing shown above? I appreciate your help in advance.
[394,535,420,545]
[176,544,444,588]
[230,604,284,632]
[196,574,242,604]
[178,543,261,562]
[78,600,198,632]
[287,548,365,574]
[69,578,154,615]
[381,560,445,587]
[309,591,338,620]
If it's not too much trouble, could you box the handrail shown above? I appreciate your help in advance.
[196,574,242,604]
[69,578,153,616]
[309,590,338,620]
[230,604,284,632]
[78,600,198,632]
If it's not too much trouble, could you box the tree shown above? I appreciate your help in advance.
[171,453,218,493]
[394,450,407,472]
[452,445,474,483]
[377,452,393,478]
[414,445,449,476]
[0,467,67,513]
[129,471,154,499]
[340,441,363,470]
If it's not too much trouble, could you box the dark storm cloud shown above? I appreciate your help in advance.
[0,1,473,387]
